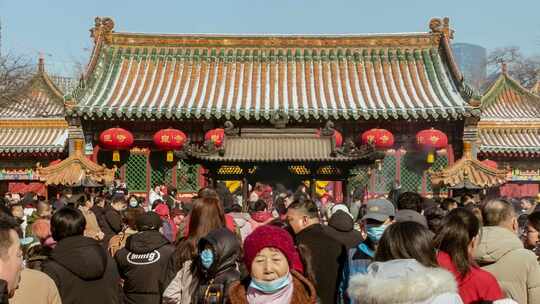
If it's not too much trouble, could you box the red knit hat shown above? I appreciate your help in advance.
[243,225,304,274]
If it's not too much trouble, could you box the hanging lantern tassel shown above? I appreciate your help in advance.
[166,150,174,162]
[416,128,447,165]
[113,150,120,162]
[427,150,435,164]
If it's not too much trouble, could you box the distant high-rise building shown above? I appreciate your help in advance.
[452,43,487,91]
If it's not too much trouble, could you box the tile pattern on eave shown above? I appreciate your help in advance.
[479,128,540,154]
[481,86,540,121]
[0,127,67,153]
[0,90,65,118]
[74,46,469,120]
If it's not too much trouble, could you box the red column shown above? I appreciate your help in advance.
[396,149,402,187]
[172,164,178,188]
[198,166,207,189]
[334,181,343,203]
[447,144,455,165]
[120,164,126,182]
[421,171,427,196]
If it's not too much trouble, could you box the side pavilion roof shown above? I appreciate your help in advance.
[0,59,68,156]
[478,71,540,156]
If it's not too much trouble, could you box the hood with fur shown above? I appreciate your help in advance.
[348,259,459,304]
[474,226,523,265]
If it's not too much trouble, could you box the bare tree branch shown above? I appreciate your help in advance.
[0,52,33,108]
[487,46,540,88]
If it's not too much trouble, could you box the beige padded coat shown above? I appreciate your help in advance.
[474,226,540,304]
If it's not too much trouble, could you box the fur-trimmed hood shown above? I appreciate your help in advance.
[347,259,462,304]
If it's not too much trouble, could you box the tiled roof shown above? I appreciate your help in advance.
[187,128,376,163]
[69,17,474,121]
[479,128,540,155]
[430,144,507,188]
[0,58,65,118]
[481,73,540,121]
[37,150,115,186]
[531,81,540,96]
[0,123,68,154]
[478,73,540,156]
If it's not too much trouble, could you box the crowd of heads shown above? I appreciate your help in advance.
[0,180,539,304]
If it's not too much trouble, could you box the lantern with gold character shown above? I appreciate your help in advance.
[205,128,225,148]
[99,128,134,162]
[153,128,187,162]
[416,128,448,164]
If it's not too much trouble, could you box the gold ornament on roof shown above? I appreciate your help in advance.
[429,17,454,40]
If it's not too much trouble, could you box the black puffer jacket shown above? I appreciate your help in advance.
[0,279,8,304]
[91,205,106,230]
[194,228,241,304]
[322,210,363,249]
[115,230,176,304]
[100,207,123,245]
[42,235,122,304]
[296,223,346,304]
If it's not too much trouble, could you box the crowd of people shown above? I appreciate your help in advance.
[1,182,540,304]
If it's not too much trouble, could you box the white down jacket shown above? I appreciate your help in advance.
[347,259,463,304]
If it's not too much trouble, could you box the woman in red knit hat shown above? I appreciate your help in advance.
[229,225,317,304]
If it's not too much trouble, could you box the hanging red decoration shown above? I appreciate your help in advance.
[49,159,62,166]
[481,159,498,169]
[205,128,225,148]
[416,128,448,163]
[153,128,187,162]
[99,127,134,162]
[360,128,395,149]
[316,129,343,147]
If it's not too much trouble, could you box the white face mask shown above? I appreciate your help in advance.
[129,200,138,208]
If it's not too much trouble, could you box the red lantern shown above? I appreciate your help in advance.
[99,127,134,162]
[316,129,343,147]
[205,128,225,148]
[481,159,498,169]
[153,128,187,162]
[416,128,448,163]
[360,128,394,149]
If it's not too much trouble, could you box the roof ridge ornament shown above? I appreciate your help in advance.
[429,17,454,40]
[38,55,45,74]
[270,110,288,129]
[321,121,335,136]
[501,62,508,75]
[223,121,237,136]
[90,17,115,44]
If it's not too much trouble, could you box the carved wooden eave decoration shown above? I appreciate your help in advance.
[430,143,507,189]
[36,151,115,186]
[182,121,378,163]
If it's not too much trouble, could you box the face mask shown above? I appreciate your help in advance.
[249,273,291,293]
[129,200,138,208]
[366,225,387,243]
[200,248,214,269]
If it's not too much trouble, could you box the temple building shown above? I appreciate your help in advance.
[0,58,68,197]
[62,16,478,200]
[478,68,540,197]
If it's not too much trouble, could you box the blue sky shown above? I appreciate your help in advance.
[1,0,539,76]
